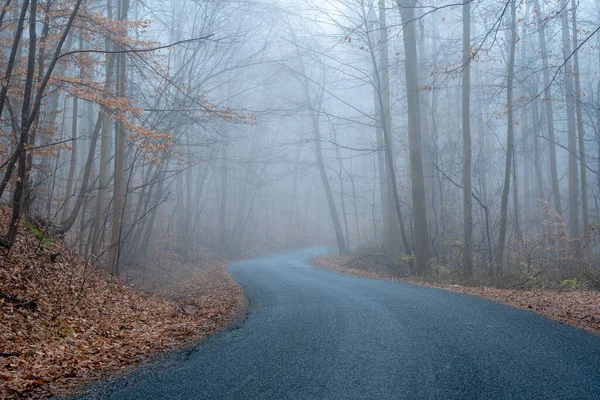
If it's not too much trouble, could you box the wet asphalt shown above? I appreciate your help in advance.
[81,248,600,399]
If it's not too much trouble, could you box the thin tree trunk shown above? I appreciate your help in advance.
[0,0,31,202]
[36,35,73,217]
[397,0,430,276]
[59,112,102,232]
[373,88,388,245]
[495,0,517,274]
[92,0,114,261]
[219,140,228,250]
[0,0,29,123]
[532,102,545,203]
[571,0,589,253]
[61,74,79,222]
[331,121,350,251]
[0,0,12,29]
[349,159,362,247]
[378,0,406,258]
[289,29,348,253]
[368,0,411,258]
[312,126,347,254]
[7,0,37,243]
[108,0,130,274]
[560,0,580,254]
[523,108,531,221]
[1,0,83,203]
[286,145,301,247]
[531,0,562,217]
[519,5,531,222]
[462,0,473,276]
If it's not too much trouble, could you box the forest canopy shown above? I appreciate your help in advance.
[0,0,598,284]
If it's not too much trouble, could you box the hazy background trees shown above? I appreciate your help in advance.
[1,0,599,285]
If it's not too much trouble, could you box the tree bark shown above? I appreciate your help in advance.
[397,0,430,276]
[461,0,473,276]
[0,0,31,201]
[531,0,562,217]
[531,102,545,203]
[107,0,130,274]
[571,0,589,253]
[61,65,79,222]
[7,0,37,243]
[59,113,102,233]
[495,0,517,274]
[0,0,29,123]
[288,29,348,254]
[560,0,580,254]
[92,0,114,261]
[378,0,407,259]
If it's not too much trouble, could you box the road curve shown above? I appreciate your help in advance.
[84,248,600,399]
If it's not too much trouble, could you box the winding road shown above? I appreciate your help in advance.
[84,248,600,399]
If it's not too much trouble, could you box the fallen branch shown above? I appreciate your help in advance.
[0,291,38,311]
[508,270,544,289]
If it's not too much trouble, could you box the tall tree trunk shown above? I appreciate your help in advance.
[0,0,31,202]
[24,0,51,213]
[560,0,580,254]
[397,0,430,276]
[348,157,362,247]
[311,115,347,254]
[0,0,12,30]
[531,0,562,217]
[219,139,228,250]
[378,0,407,258]
[35,35,73,217]
[286,145,301,247]
[531,102,545,203]
[597,84,600,212]
[108,0,130,274]
[522,106,531,221]
[1,0,82,205]
[61,56,80,222]
[571,0,589,253]
[1,0,81,206]
[417,15,435,247]
[373,88,388,244]
[184,150,193,258]
[59,113,102,233]
[289,29,348,253]
[461,0,473,276]
[332,124,350,251]
[7,0,37,243]
[519,3,532,222]
[0,0,29,123]
[139,165,168,260]
[496,0,517,274]
[91,0,114,260]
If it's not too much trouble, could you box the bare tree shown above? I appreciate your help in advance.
[496,0,517,274]
[397,0,430,276]
[462,0,473,276]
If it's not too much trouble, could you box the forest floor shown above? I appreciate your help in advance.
[0,207,245,399]
[310,253,600,337]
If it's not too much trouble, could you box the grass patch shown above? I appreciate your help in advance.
[23,219,52,248]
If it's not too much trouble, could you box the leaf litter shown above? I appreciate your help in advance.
[0,207,245,398]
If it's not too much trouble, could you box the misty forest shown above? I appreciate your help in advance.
[1,0,600,396]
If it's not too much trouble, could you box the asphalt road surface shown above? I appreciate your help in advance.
[83,248,600,399]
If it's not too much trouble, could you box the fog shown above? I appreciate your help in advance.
[1,0,599,282]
